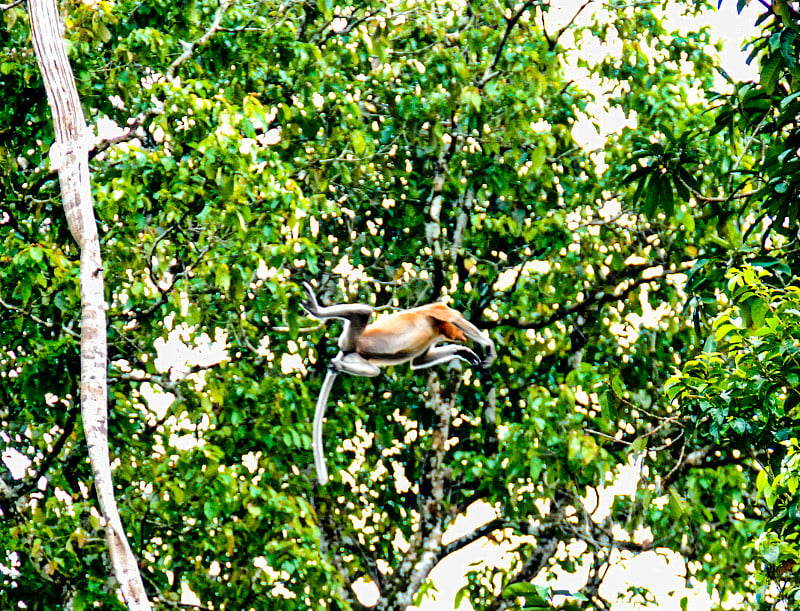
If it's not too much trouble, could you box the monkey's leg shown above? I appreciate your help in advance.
[332,352,382,377]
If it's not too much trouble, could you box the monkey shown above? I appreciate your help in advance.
[301,281,496,484]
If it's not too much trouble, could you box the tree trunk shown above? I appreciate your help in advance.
[28,1,152,609]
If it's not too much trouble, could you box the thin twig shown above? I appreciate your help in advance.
[480,0,542,86]
[551,0,594,46]
[487,267,684,331]
[0,296,80,338]
[0,0,25,10]
[672,171,759,204]
[166,0,233,81]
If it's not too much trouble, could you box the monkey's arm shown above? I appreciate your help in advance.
[313,369,338,485]
[301,281,374,352]
[410,344,483,369]
[423,304,497,368]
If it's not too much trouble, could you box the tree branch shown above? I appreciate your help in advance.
[659,444,716,491]
[317,7,382,44]
[548,0,594,49]
[91,105,165,158]
[480,0,541,86]
[485,266,684,331]
[21,102,165,205]
[166,0,234,82]
[0,204,35,242]
[432,517,506,567]
[485,526,561,611]
[0,295,80,338]
[425,111,457,297]
[12,404,79,498]
[582,551,612,610]
[672,170,759,204]
[29,0,151,606]
[314,497,370,610]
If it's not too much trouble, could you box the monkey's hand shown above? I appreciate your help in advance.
[480,341,496,369]
[480,353,496,369]
[301,281,322,317]
[459,348,483,369]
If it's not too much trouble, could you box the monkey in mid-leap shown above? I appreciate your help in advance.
[301,281,496,484]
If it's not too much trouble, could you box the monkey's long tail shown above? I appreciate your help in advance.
[313,369,338,485]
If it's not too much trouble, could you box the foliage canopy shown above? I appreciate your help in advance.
[2,0,800,609]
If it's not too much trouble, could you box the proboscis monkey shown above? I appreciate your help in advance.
[301,281,495,484]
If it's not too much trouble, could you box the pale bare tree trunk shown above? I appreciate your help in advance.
[28,1,151,609]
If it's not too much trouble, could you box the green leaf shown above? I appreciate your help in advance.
[529,457,544,482]
[760,53,782,94]
[611,375,624,397]
[750,297,769,328]
[461,86,482,111]
[95,23,112,43]
[674,171,690,201]
[659,174,674,217]
[661,124,676,144]
[73,593,87,611]
[677,167,701,191]
[644,173,673,217]
[3,7,17,28]
[530,142,546,174]
[317,0,332,19]
[631,173,650,208]
[774,0,794,25]
[171,484,185,505]
[710,109,733,137]
[715,323,738,342]
[215,263,231,292]
[780,29,798,66]
[762,545,780,563]
[731,419,748,435]
[621,164,651,186]
[352,131,367,156]
[668,489,688,519]
[204,500,219,520]
[502,582,548,604]
[676,206,695,232]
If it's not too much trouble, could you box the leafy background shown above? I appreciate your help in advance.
[2,0,800,609]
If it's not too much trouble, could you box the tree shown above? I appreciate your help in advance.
[0,0,780,609]
[665,0,800,607]
[671,268,800,608]
[8,0,150,607]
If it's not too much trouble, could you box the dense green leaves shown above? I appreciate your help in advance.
[671,267,800,607]
[3,0,800,609]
